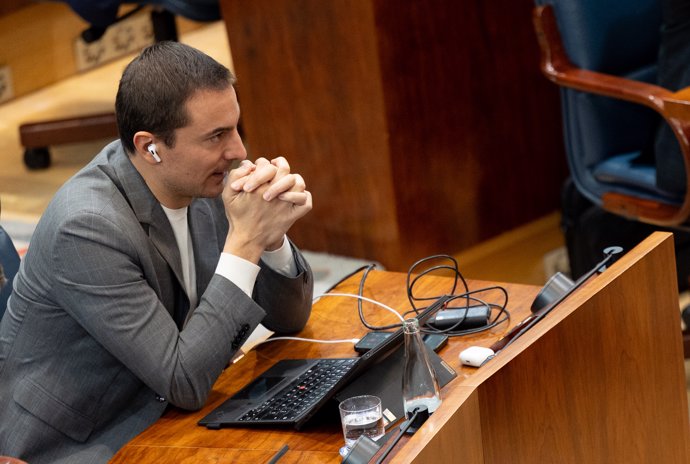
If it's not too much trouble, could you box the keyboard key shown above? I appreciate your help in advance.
[238,358,358,423]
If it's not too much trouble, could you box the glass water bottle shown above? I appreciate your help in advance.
[402,318,442,417]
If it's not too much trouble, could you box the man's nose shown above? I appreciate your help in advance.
[224,132,247,160]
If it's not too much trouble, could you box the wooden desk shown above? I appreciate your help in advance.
[111,270,536,462]
[111,233,690,463]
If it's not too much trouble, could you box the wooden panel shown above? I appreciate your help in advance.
[0,3,86,98]
[474,232,690,462]
[222,0,401,266]
[401,388,485,464]
[0,0,32,17]
[220,0,567,270]
[373,0,567,254]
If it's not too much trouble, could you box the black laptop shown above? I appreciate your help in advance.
[198,294,455,430]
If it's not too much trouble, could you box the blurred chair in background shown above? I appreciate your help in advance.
[19,0,220,169]
[532,0,690,281]
[533,0,690,355]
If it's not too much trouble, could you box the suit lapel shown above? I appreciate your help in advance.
[147,208,186,290]
[148,211,189,328]
[106,145,187,316]
[185,201,221,326]
[189,202,216,293]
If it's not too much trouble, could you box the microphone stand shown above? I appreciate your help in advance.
[489,246,623,357]
[374,407,429,464]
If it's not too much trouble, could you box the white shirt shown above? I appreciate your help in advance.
[162,205,197,308]
[161,205,297,301]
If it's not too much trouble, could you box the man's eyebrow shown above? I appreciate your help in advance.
[202,126,234,137]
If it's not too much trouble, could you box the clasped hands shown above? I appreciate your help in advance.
[222,156,312,263]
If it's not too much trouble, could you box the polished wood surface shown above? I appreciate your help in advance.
[394,232,690,462]
[0,456,28,464]
[111,270,539,463]
[111,232,690,463]
[0,0,32,17]
[220,0,567,270]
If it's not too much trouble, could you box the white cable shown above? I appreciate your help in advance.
[313,292,406,323]
[254,336,360,348]
[244,293,404,350]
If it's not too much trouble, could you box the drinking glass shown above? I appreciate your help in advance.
[338,395,385,456]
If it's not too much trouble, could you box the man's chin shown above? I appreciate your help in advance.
[201,182,225,198]
[200,189,224,199]
[201,176,226,198]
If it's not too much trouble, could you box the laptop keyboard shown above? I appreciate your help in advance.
[238,358,358,423]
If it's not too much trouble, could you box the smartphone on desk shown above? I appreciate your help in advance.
[354,331,448,354]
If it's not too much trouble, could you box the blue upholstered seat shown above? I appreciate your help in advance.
[65,0,220,28]
[0,226,20,320]
[534,0,689,217]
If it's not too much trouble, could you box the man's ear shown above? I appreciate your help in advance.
[133,131,158,165]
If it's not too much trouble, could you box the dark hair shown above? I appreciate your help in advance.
[115,41,236,154]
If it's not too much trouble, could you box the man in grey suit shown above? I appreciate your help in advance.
[0,42,313,463]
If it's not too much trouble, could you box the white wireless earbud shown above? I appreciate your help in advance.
[147,143,161,163]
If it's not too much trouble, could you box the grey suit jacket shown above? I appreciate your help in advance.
[0,141,313,463]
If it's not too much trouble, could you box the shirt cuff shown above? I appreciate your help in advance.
[261,235,298,277]
[214,236,298,296]
[215,253,261,297]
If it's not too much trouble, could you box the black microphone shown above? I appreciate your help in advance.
[460,246,624,367]
[496,245,624,354]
